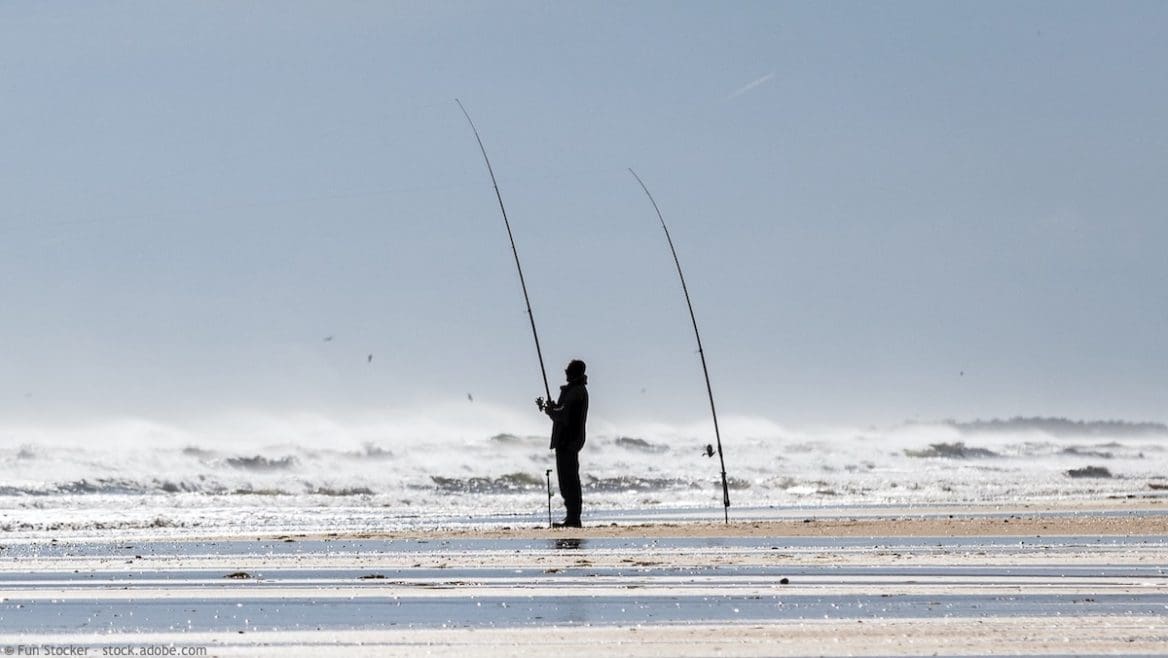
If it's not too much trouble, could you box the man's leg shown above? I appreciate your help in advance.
[555,447,582,525]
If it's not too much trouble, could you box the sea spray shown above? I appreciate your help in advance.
[1,413,1165,536]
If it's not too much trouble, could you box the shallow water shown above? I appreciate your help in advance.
[5,592,1168,633]
[2,534,1166,633]
[5,533,1167,557]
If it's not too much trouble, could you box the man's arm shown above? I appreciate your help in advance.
[544,389,580,420]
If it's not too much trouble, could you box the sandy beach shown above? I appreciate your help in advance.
[2,502,1166,656]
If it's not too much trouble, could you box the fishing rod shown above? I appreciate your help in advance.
[628,169,731,524]
[456,99,552,404]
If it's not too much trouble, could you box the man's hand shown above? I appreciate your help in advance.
[536,397,546,412]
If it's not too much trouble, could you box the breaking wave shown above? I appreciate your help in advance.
[489,433,542,445]
[943,417,1168,438]
[428,473,545,494]
[1066,466,1113,479]
[613,437,669,453]
[224,455,299,471]
[1061,446,1115,459]
[1,413,1165,537]
[905,442,1000,459]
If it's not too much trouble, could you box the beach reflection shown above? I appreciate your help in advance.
[552,537,586,550]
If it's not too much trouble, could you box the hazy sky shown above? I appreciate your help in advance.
[1,1,1165,429]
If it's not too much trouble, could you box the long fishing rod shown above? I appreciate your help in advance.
[629,168,731,524]
[456,99,552,404]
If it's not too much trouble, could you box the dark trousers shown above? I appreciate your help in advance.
[555,447,582,522]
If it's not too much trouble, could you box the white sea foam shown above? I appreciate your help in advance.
[1,408,1165,537]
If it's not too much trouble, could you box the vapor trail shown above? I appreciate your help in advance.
[727,72,775,100]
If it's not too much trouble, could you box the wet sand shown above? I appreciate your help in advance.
[345,501,1168,540]
[1,503,1166,656]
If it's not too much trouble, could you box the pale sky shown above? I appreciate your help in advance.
[1,1,1165,429]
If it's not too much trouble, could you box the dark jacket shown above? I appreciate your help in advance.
[548,375,588,451]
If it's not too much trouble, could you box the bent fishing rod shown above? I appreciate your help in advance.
[456,99,552,404]
[629,169,731,524]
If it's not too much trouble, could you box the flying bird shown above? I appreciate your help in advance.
[367,354,373,363]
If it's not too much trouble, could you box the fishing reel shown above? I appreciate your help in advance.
[703,444,716,458]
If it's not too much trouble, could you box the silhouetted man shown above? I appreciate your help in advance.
[538,359,588,528]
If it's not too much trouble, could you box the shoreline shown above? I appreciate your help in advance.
[3,498,1164,544]
[333,509,1168,540]
[277,499,1168,541]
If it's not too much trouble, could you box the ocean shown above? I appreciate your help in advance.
[2,413,1165,538]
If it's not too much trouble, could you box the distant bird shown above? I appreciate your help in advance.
[467,393,474,402]
[960,370,965,377]
[367,354,373,363]
[323,335,334,342]
[640,387,647,394]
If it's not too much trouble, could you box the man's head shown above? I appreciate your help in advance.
[565,359,586,381]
